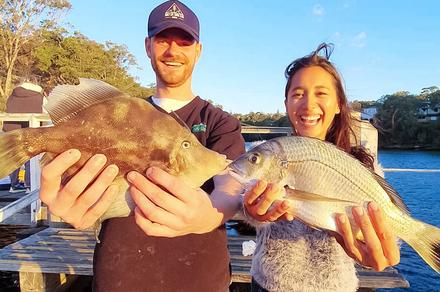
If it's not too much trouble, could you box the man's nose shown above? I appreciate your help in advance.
[165,40,179,55]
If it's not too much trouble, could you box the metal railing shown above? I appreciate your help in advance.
[0,113,51,225]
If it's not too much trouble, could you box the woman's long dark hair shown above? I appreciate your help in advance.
[284,43,374,169]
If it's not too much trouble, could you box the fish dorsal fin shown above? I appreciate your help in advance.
[284,187,356,204]
[372,172,411,216]
[45,78,127,124]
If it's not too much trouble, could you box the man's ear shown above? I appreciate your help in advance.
[195,42,202,63]
[145,37,152,58]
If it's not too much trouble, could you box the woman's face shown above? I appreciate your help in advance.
[285,66,340,140]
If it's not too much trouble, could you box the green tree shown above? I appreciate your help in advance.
[420,86,439,98]
[32,30,154,98]
[427,89,440,106]
[375,93,421,147]
[0,0,71,110]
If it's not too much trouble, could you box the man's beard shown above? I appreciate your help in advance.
[153,57,194,87]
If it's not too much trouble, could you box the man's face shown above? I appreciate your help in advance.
[146,28,201,88]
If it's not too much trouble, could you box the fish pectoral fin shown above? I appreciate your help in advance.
[283,187,356,204]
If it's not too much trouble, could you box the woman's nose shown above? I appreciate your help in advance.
[303,94,317,109]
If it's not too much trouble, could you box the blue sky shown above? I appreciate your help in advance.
[65,1,440,114]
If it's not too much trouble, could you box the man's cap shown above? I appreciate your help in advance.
[148,1,200,42]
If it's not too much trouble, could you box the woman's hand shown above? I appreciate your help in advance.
[243,180,294,222]
[335,202,400,271]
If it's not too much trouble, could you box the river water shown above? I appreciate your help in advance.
[378,150,440,291]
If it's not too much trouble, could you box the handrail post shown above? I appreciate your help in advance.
[29,114,42,227]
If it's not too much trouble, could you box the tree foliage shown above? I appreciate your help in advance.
[31,30,154,98]
[0,0,154,111]
[374,92,440,148]
[0,0,71,110]
[233,111,290,127]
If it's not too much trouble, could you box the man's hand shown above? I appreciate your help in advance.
[128,167,224,237]
[39,149,119,229]
[243,180,294,222]
[335,202,400,271]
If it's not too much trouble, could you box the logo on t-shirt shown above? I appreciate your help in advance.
[191,123,206,133]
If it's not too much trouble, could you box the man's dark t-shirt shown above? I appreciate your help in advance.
[93,96,245,292]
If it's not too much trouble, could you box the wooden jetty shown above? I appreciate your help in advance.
[0,227,409,291]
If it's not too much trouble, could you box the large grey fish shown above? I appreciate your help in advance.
[0,78,228,222]
[229,136,440,274]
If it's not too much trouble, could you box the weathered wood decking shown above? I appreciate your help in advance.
[0,227,409,291]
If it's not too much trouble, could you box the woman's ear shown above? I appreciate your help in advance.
[336,101,341,114]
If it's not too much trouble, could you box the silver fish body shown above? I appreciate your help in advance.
[230,136,440,273]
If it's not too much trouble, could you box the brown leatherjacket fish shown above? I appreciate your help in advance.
[229,135,440,274]
[0,78,228,223]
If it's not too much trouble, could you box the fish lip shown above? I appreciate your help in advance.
[227,164,248,185]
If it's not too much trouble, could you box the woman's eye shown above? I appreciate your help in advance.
[317,91,328,96]
[182,141,191,149]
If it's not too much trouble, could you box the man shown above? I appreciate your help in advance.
[39,1,245,291]
[3,80,45,193]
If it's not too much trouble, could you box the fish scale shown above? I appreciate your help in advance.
[230,135,440,274]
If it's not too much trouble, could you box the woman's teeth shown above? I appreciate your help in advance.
[300,115,320,125]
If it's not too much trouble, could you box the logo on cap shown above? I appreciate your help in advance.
[165,3,184,20]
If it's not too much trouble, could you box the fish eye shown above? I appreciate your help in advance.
[181,141,191,149]
[248,153,260,164]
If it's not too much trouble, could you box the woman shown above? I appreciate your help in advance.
[242,43,400,292]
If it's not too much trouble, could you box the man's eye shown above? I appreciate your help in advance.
[291,93,303,99]
[176,39,195,46]
[155,38,168,45]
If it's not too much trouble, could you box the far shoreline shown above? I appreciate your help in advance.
[379,145,440,151]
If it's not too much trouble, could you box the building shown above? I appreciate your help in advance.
[417,101,440,122]
[361,107,378,121]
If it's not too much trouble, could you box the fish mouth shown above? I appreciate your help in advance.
[227,164,249,185]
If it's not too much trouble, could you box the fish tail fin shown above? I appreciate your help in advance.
[403,219,440,274]
[0,129,34,178]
